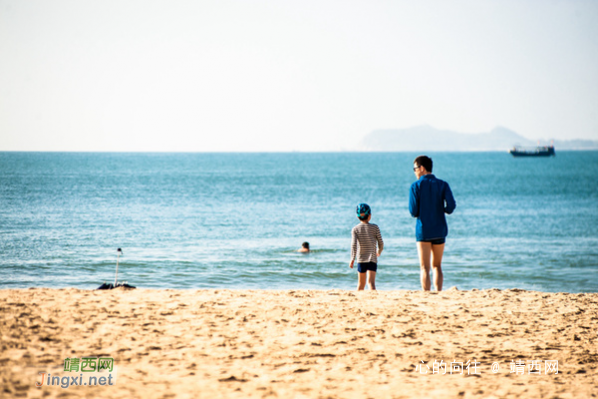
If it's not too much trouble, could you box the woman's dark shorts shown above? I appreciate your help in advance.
[357,262,377,273]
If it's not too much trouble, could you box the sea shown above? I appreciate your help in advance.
[1,151,597,292]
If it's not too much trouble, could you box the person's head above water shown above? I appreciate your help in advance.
[298,242,310,252]
[356,203,371,221]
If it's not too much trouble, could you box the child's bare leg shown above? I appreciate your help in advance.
[357,272,367,290]
[367,271,376,290]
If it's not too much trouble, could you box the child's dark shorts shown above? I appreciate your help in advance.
[357,262,377,273]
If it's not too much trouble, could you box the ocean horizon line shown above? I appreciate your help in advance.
[2,149,597,154]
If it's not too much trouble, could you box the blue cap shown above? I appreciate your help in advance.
[356,203,371,220]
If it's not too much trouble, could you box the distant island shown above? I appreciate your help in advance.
[360,125,598,152]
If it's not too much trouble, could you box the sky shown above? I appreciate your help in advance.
[1,0,597,152]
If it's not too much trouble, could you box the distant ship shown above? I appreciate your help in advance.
[509,144,555,157]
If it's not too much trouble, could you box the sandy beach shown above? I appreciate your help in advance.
[1,288,597,398]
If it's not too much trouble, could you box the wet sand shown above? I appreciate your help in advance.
[1,288,597,398]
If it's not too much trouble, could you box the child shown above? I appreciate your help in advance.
[350,203,384,290]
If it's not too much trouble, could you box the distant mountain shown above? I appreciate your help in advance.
[551,138,598,150]
[360,125,598,151]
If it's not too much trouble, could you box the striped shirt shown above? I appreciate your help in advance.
[351,223,384,263]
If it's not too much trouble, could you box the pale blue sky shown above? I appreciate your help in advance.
[1,0,597,151]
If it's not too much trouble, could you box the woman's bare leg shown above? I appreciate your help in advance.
[367,271,376,290]
[357,272,367,290]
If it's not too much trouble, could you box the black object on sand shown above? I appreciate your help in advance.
[97,282,136,290]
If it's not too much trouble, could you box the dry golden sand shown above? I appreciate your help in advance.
[1,288,597,399]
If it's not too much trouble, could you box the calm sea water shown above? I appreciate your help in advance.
[1,152,597,292]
